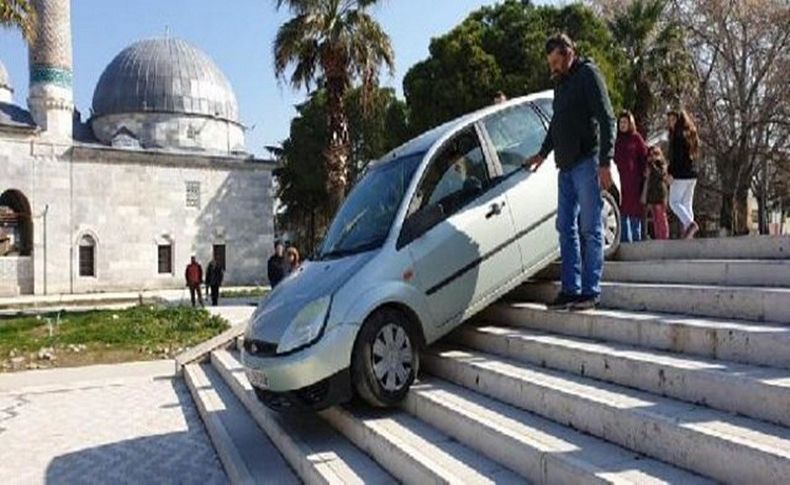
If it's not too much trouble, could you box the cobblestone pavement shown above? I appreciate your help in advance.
[0,361,228,485]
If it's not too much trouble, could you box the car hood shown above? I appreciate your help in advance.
[247,250,378,343]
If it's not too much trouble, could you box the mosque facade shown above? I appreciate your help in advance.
[0,0,275,296]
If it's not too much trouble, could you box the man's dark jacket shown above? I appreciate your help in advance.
[267,255,288,287]
[206,261,224,288]
[539,57,616,170]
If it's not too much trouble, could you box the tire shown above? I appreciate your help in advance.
[351,308,419,408]
[602,190,621,259]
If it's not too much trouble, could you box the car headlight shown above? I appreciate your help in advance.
[276,295,332,354]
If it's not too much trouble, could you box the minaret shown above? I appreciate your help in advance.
[28,0,73,140]
[0,60,13,104]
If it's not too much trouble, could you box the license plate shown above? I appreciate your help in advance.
[247,370,269,389]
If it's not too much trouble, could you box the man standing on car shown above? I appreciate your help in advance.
[525,33,615,310]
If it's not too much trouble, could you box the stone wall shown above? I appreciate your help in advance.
[92,113,245,154]
[0,257,34,296]
[0,137,275,295]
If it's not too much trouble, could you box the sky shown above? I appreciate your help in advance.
[0,0,554,156]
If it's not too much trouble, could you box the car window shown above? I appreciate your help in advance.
[409,129,489,218]
[483,104,546,176]
[318,153,422,260]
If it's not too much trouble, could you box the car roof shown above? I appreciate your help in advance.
[377,90,554,164]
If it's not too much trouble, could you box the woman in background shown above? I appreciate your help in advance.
[285,246,301,274]
[614,110,647,242]
[667,109,700,239]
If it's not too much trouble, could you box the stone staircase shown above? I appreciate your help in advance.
[180,236,790,484]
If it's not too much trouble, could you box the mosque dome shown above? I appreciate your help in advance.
[90,38,245,153]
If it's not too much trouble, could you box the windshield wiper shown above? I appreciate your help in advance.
[319,239,384,261]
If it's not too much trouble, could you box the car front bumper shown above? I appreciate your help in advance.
[242,321,358,402]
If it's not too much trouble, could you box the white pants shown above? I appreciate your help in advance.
[669,179,697,229]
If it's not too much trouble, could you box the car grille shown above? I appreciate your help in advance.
[243,338,278,357]
[296,379,330,405]
[251,378,332,411]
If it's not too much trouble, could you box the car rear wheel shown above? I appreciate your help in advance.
[602,190,621,259]
[352,308,419,407]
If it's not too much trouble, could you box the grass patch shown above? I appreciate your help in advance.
[219,287,269,299]
[0,305,228,372]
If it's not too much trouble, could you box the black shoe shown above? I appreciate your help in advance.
[546,293,579,310]
[570,295,600,311]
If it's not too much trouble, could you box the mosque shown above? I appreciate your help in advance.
[0,0,275,296]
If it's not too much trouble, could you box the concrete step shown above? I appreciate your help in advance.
[423,346,790,484]
[537,260,790,287]
[210,350,395,484]
[403,378,711,484]
[183,363,299,485]
[481,302,790,369]
[450,324,790,427]
[614,236,790,261]
[513,281,790,323]
[320,405,523,484]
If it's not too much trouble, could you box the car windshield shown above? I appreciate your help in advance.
[318,153,423,260]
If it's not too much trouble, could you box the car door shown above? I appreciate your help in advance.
[398,126,520,330]
[479,101,559,274]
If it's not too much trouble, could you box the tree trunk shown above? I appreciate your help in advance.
[325,74,351,214]
[720,189,751,236]
[633,75,652,138]
[734,187,750,235]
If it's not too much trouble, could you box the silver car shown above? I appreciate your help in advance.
[242,91,622,411]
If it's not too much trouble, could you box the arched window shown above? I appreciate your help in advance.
[79,235,96,277]
[0,189,33,257]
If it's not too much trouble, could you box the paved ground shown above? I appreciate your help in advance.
[0,361,229,485]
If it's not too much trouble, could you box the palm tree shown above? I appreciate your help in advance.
[608,0,688,136]
[273,0,395,211]
[0,0,36,43]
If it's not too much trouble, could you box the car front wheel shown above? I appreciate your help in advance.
[602,190,621,259]
[351,308,419,407]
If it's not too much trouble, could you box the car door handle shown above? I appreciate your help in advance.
[486,201,506,219]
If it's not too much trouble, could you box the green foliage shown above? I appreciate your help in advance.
[0,0,36,43]
[274,86,410,252]
[607,0,691,135]
[219,287,270,299]
[0,306,228,357]
[272,0,395,208]
[404,0,626,133]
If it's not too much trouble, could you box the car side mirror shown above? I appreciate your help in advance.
[400,204,445,247]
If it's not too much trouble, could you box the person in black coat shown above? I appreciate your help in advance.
[267,241,288,288]
[205,258,224,306]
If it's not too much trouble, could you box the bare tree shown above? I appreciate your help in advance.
[670,0,790,234]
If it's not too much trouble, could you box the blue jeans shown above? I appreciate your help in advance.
[557,157,604,298]
[621,216,642,243]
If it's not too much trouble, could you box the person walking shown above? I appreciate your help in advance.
[644,145,670,239]
[614,110,647,243]
[667,109,700,239]
[205,257,224,306]
[525,33,616,311]
[267,240,288,288]
[184,256,204,308]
